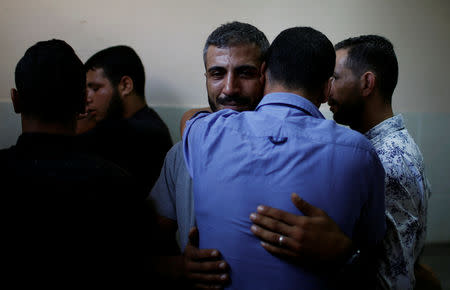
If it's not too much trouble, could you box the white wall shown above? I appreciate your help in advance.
[1,0,449,242]
[1,0,449,111]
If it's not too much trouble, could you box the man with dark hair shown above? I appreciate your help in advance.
[1,39,162,287]
[150,21,268,287]
[330,35,430,289]
[183,27,386,289]
[250,35,432,289]
[78,45,173,192]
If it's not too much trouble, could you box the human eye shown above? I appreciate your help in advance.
[238,67,258,78]
[208,68,225,79]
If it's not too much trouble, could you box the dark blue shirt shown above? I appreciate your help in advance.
[183,93,386,290]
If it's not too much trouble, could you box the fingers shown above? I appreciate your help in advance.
[254,205,301,226]
[77,112,88,120]
[186,258,229,273]
[183,246,230,289]
[291,193,327,217]
[185,243,221,260]
[250,223,302,252]
[259,240,299,259]
[250,212,292,236]
[188,226,200,247]
[188,270,229,289]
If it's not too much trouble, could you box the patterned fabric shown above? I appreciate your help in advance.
[365,114,431,290]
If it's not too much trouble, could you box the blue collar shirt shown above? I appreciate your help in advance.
[183,93,386,290]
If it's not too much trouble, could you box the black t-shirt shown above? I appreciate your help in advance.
[0,133,162,287]
[79,106,173,193]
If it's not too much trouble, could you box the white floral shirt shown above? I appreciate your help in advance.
[365,114,431,290]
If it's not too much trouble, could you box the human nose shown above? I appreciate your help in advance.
[86,89,93,104]
[222,73,240,96]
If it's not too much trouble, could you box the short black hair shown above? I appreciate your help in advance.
[85,46,146,98]
[203,21,269,65]
[334,35,398,104]
[14,39,85,123]
[266,27,335,94]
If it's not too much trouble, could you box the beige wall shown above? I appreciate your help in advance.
[1,0,449,112]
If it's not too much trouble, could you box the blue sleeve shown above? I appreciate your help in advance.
[182,112,210,178]
[354,149,387,248]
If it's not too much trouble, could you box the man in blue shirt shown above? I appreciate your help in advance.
[149,21,269,287]
[183,27,387,290]
[250,35,433,289]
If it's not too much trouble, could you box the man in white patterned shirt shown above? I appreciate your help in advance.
[251,35,431,289]
[329,35,430,289]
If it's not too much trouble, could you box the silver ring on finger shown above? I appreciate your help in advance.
[278,235,285,246]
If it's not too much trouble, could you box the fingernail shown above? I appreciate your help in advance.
[257,205,265,212]
[211,250,219,257]
[261,241,268,247]
[219,262,226,269]
[251,225,258,232]
[249,213,256,220]
[220,274,228,280]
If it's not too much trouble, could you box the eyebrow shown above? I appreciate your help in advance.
[86,82,100,88]
[207,66,226,73]
[207,64,258,73]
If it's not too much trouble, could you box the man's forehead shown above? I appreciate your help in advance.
[86,67,108,82]
[205,44,262,68]
[335,49,349,68]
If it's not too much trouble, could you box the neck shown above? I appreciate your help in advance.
[352,97,394,134]
[264,82,321,107]
[21,115,76,135]
[123,95,147,118]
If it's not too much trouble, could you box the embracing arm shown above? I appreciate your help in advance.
[155,226,230,289]
[180,107,211,137]
[250,193,353,266]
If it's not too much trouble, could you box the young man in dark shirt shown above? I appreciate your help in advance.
[1,39,163,288]
[78,45,173,192]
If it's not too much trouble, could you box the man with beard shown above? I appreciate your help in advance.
[1,39,164,288]
[250,35,433,289]
[78,46,173,193]
[183,26,386,290]
[149,21,268,288]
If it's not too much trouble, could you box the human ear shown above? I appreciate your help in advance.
[259,62,267,84]
[118,76,134,99]
[320,77,333,104]
[361,71,376,97]
[11,88,21,113]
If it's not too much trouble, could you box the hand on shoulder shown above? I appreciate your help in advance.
[180,107,211,137]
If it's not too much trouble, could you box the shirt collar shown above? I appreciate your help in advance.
[256,92,324,119]
[364,114,405,143]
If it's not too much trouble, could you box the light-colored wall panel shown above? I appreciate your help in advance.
[1,0,449,112]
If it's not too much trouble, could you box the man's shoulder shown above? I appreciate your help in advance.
[163,141,186,171]
[132,106,171,130]
[374,128,424,164]
[188,109,240,125]
[168,140,183,156]
[311,119,376,154]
